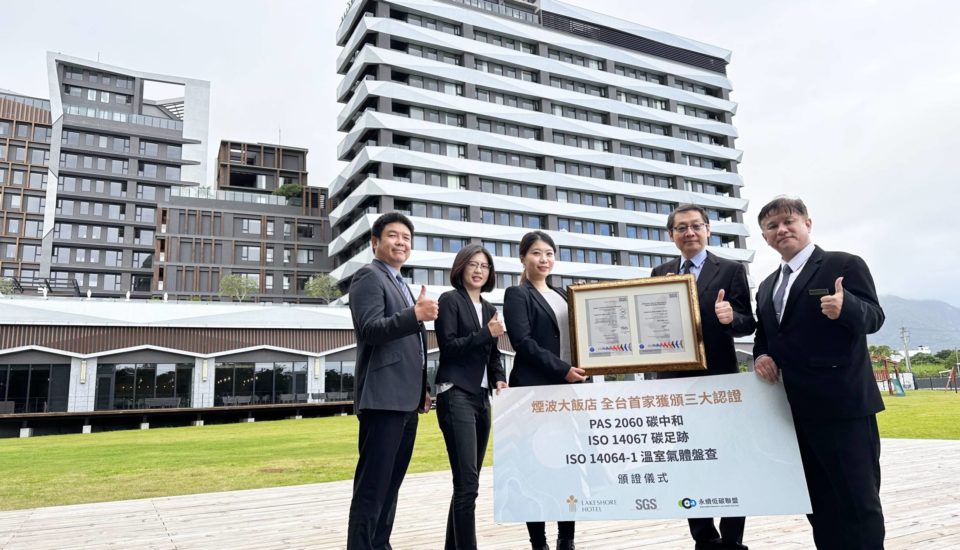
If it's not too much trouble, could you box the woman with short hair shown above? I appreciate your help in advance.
[435,243,507,550]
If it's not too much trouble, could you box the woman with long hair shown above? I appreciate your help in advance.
[435,243,508,550]
[503,231,587,550]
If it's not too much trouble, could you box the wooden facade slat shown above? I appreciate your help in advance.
[0,324,516,356]
[0,97,52,125]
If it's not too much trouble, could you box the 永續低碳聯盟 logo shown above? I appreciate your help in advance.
[679,497,697,509]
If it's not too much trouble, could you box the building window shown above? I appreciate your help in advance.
[679,129,725,146]
[681,154,728,171]
[614,64,664,84]
[617,90,667,110]
[618,116,668,136]
[479,179,543,200]
[677,104,723,121]
[393,40,462,65]
[238,245,260,262]
[473,58,537,82]
[557,218,616,236]
[394,71,463,96]
[0,364,71,413]
[213,362,308,406]
[550,103,607,125]
[620,143,670,162]
[94,363,193,410]
[548,48,602,70]
[622,171,674,189]
[549,76,606,97]
[473,29,535,53]
[479,209,543,229]
[552,131,609,152]
[553,160,609,180]
[474,88,539,111]
[478,148,540,169]
[477,118,540,140]
[241,219,261,235]
[556,189,612,207]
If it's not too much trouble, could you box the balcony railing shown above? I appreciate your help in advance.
[170,186,292,206]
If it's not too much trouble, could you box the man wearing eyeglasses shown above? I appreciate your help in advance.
[753,197,885,549]
[651,204,755,550]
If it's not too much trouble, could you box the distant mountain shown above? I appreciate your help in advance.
[870,296,960,352]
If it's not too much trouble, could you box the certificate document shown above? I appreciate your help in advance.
[586,296,632,357]
[568,276,706,373]
[635,292,685,353]
[493,373,811,521]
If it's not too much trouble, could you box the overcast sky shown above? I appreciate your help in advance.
[2,0,957,306]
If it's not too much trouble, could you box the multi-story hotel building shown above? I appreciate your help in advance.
[330,0,753,299]
[156,141,333,302]
[2,55,335,303]
[0,91,52,291]
[41,52,210,298]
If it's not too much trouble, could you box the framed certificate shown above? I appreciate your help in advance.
[567,275,706,375]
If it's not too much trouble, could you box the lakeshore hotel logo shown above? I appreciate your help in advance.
[565,495,619,513]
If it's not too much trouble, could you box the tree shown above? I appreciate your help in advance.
[0,277,13,296]
[219,274,258,302]
[272,183,304,199]
[934,349,959,363]
[908,353,940,365]
[304,273,342,304]
[868,344,894,360]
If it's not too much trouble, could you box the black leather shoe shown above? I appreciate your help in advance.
[556,539,575,550]
[532,545,549,550]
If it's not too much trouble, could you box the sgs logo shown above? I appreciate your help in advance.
[634,498,658,510]
[678,498,698,509]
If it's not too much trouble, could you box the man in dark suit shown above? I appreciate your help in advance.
[651,204,755,550]
[753,197,885,549]
[346,212,438,550]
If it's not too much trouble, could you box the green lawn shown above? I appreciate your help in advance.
[0,413,465,511]
[0,390,956,511]
[877,390,960,439]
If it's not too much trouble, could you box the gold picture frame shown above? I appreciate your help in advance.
[567,275,707,375]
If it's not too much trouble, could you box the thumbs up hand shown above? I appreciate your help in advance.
[714,288,734,325]
[487,311,505,338]
[414,285,439,321]
[820,277,844,320]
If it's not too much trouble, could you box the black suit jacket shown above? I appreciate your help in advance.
[753,246,885,420]
[435,288,506,394]
[652,251,755,378]
[348,259,427,413]
[504,280,571,387]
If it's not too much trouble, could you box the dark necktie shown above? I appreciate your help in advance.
[395,273,424,360]
[395,273,412,307]
[773,264,793,323]
[681,259,694,275]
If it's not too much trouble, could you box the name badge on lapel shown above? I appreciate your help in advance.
[808,288,829,296]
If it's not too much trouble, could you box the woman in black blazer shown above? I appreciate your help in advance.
[435,244,507,550]
[503,231,587,550]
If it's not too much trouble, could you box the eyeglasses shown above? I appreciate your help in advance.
[467,261,491,272]
[672,223,708,234]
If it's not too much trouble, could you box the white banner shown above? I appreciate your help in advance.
[492,373,811,521]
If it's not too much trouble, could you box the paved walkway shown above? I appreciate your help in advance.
[1,438,958,549]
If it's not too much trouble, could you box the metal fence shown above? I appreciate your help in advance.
[913,376,956,390]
